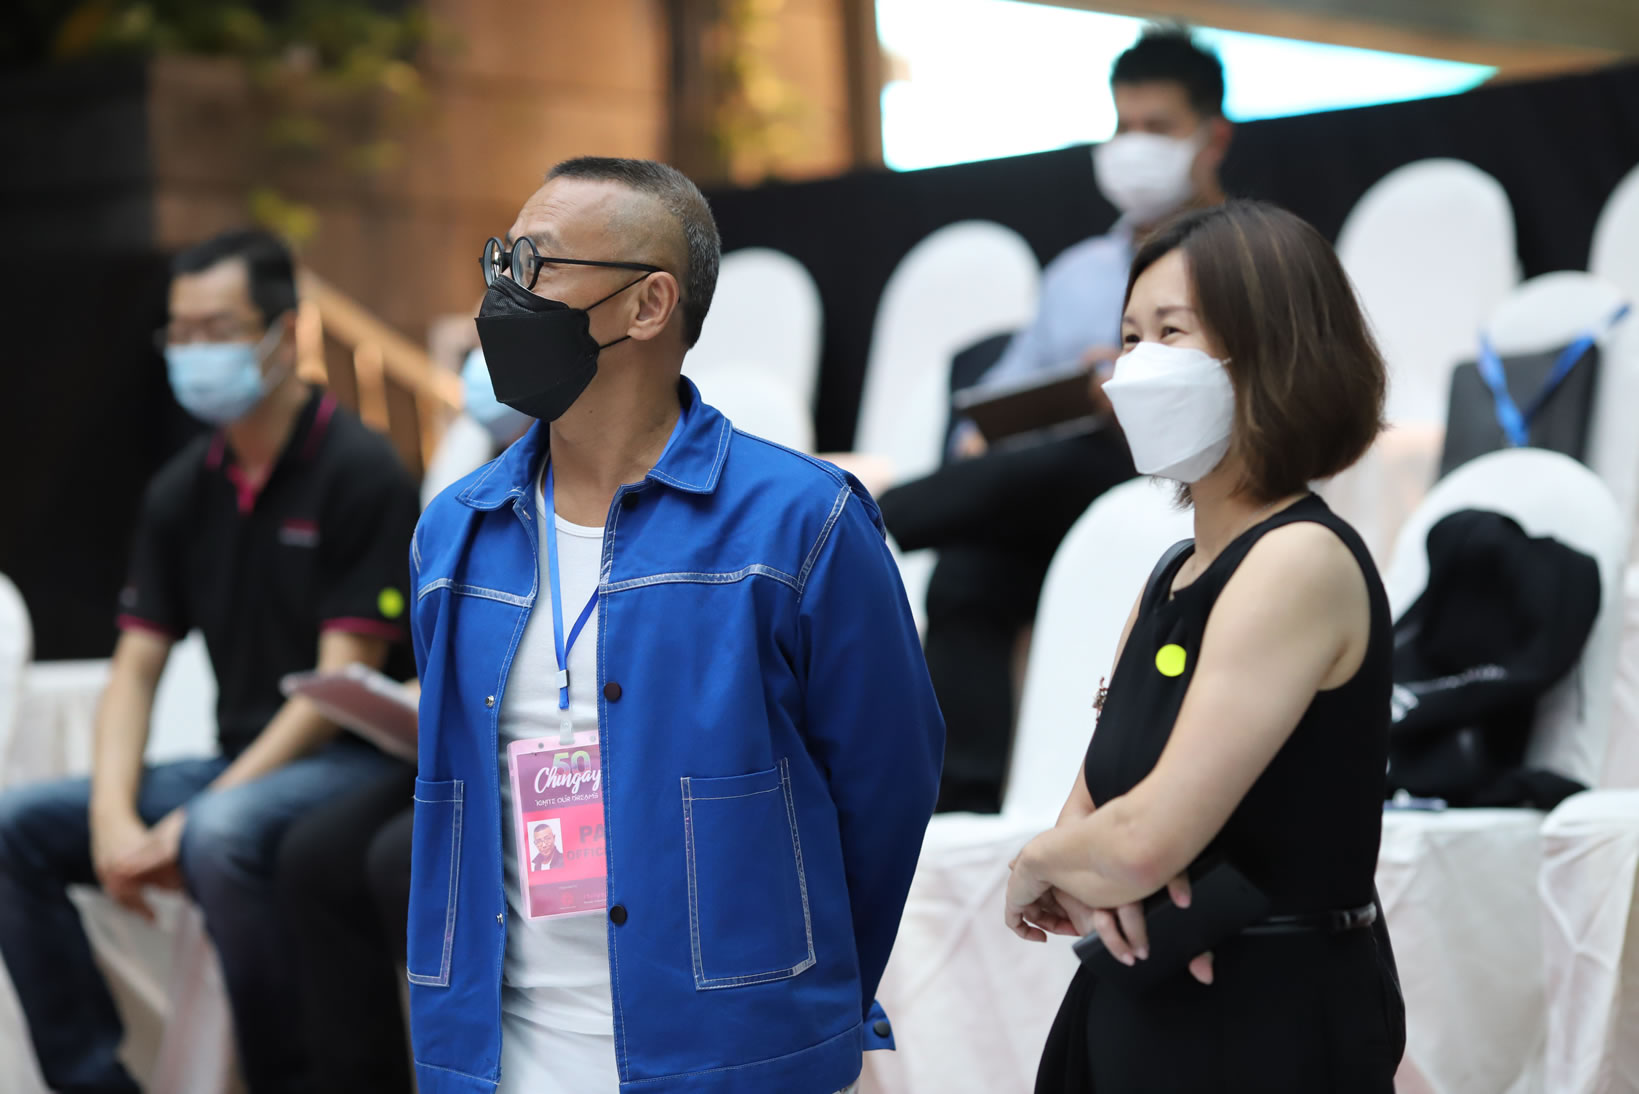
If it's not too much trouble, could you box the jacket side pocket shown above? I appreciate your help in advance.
[681,758,815,990]
[407,777,463,987]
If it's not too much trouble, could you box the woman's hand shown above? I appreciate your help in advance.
[1006,842,1078,942]
[1084,874,1215,984]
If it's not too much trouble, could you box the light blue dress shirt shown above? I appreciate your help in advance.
[978,220,1136,390]
[945,222,1134,457]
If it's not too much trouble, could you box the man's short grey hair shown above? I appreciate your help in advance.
[547,156,721,348]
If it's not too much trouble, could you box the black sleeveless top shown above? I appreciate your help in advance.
[1084,493,1391,914]
[1037,496,1401,1094]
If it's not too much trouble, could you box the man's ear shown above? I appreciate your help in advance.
[626,272,681,344]
[1205,116,1233,166]
[269,309,300,373]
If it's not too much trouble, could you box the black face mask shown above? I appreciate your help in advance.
[474,270,650,423]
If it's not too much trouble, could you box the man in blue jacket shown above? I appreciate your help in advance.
[406,156,945,1094]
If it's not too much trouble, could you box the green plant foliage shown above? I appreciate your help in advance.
[706,0,814,185]
[20,0,451,245]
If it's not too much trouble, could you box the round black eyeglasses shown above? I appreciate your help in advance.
[481,236,661,291]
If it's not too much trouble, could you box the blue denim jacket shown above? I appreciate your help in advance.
[406,380,944,1094]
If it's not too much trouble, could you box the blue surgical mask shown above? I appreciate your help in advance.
[461,348,532,445]
[165,325,283,425]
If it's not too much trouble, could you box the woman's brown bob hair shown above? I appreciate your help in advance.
[1124,200,1386,502]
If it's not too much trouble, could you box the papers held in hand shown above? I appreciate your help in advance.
[280,663,418,763]
[951,361,1110,444]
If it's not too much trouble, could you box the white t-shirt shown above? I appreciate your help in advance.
[497,463,618,1093]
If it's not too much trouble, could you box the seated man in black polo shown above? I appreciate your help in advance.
[0,228,420,1094]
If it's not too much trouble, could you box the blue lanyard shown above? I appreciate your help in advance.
[1475,304,1630,448]
[543,463,600,716]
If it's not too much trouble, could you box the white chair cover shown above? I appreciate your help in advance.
[1591,165,1639,306]
[865,479,1191,1094]
[1609,565,1639,789]
[0,974,48,1093]
[69,885,193,1084]
[685,247,823,412]
[1538,789,1639,1094]
[689,365,816,453]
[0,574,30,786]
[1336,159,1519,426]
[1378,448,1627,1094]
[0,573,43,1092]
[1004,478,1193,820]
[1481,272,1639,547]
[855,221,1039,487]
[148,900,241,1094]
[854,222,1038,628]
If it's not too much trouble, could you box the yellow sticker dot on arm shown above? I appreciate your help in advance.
[1155,643,1187,677]
[378,587,406,619]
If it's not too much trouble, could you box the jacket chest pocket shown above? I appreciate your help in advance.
[407,778,464,987]
[681,758,815,990]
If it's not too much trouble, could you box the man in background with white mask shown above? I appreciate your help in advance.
[878,25,1230,814]
[0,228,419,1093]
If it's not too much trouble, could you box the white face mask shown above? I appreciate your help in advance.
[1092,131,1202,225]
[1103,341,1235,484]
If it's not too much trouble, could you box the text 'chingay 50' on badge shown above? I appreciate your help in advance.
[507,733,608,918]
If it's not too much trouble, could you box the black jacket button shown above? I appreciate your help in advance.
[609,904,628,926]
[873,1019,891,1037]
[603,681,623,702]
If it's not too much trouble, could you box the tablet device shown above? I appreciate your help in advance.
[951,362,1108,442]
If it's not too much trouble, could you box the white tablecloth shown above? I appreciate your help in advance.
[872,808,1552,1094]
[1378,809,1548,1094]
[1604,566,1639,788]
[861,814,1076,1094]
[1539,791,1639,1094]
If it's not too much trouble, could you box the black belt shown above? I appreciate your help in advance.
[1240,902,1377,937]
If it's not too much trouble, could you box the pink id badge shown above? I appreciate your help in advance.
[507,733,608,919]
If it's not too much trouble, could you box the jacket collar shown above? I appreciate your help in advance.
[457,376,730,510]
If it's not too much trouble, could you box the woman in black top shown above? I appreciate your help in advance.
[1005,201,1404,1092]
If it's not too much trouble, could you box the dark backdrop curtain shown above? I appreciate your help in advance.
[707,61,1639,453]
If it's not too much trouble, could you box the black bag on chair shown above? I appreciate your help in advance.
[1388,509,1601,807]
[1438,305,1629,479]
